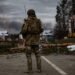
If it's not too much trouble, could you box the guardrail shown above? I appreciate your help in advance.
[42,43,75,48]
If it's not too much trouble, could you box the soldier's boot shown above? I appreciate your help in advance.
[27,57,33,73]
[36,56,41,73]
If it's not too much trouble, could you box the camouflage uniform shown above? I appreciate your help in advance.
[21,9,43,72]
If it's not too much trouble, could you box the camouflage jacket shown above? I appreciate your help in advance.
[21,17,43,45]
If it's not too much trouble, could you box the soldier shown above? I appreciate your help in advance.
[21,9,43,73]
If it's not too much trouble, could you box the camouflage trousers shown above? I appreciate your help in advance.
[25,45,41,71]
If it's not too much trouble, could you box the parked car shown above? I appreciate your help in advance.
[67,45,75,54]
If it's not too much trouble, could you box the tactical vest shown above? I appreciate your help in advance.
[21,18,43,36]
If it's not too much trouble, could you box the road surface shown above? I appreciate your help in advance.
[0,53,75,75]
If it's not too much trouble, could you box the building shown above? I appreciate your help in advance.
[0,30,8,40]
[40,30,54,42]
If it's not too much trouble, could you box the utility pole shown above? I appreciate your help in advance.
[68,19,72,34]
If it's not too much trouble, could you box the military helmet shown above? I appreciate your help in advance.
[27,9,36,17]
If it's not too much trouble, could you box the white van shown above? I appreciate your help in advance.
[67,45,75,52]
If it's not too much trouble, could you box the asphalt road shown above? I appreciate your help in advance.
[0,53,75,75]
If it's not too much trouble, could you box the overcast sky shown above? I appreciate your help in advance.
[0,0,59,33]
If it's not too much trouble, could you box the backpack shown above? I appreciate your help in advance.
[22,18,43,35]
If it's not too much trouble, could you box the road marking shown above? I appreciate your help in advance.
[41,56,67,75]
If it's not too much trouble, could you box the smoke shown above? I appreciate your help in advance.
[0,18,22,34]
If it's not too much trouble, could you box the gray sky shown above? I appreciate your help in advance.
[0,0,59,33]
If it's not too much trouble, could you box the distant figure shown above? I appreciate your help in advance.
[21,9,43,73]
